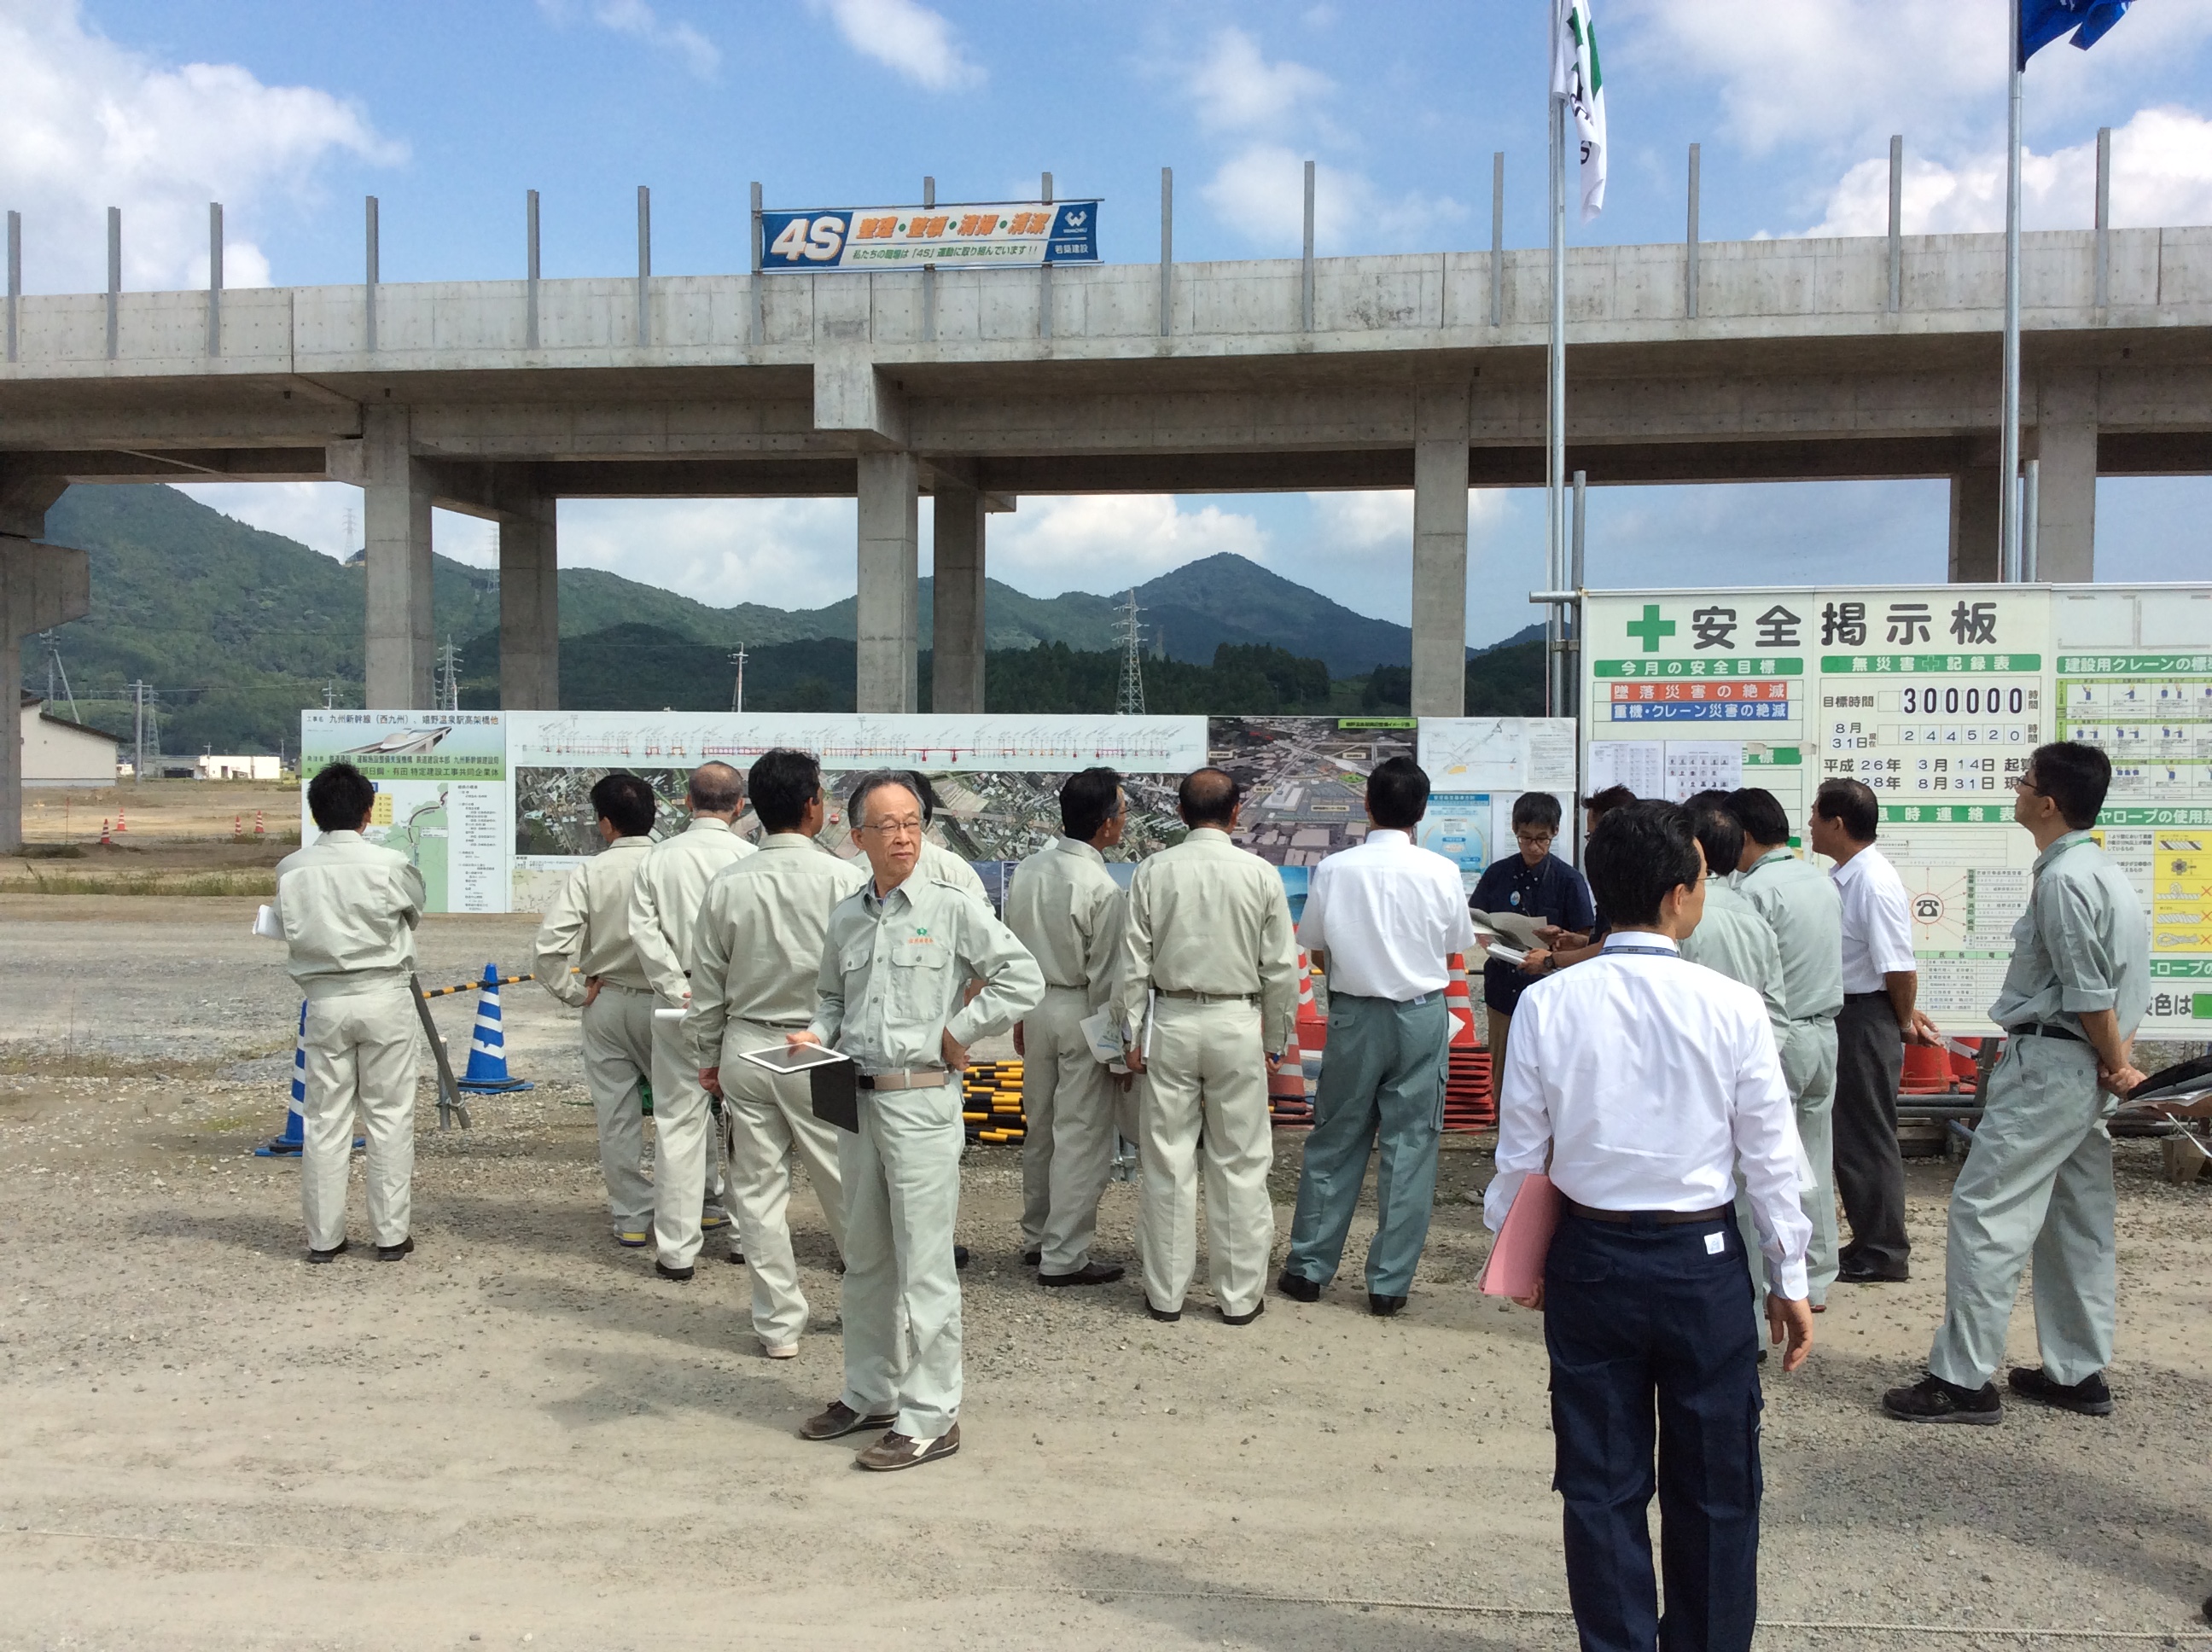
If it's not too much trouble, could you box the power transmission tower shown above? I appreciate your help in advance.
[1115,590,1146,716]
[38,631,79,722]
[129,680,160,780]
[729,643,748,713]
[434,637,462,712]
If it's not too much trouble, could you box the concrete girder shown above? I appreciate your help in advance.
[813,357,909,449]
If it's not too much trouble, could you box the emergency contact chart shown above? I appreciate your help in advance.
[1581,585,2212,1035]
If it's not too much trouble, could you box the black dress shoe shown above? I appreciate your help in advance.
[655,1259,695,1283]
[1838,1259,1909,1283]
[2008,1365,2114,1416]
[1021,1248,1041,1267]
[1882,1372,2002,1424]
[375,1236,414,1262]
[1220,1300,1265,1326]
[1144,1299,1181,1323]
[1039,1260,1125,1287]
[307,1240,348,1264]
[1369,1293,1407,1317]
[953,1245,970,1271]
[1275,1270,1320,1303]
[2201,1592,2210,1626]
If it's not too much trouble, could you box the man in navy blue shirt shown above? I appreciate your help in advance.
[1468,793,1595,1103]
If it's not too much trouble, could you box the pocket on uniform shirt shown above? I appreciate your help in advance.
[888,942,949,1016]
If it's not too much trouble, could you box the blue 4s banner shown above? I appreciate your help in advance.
[757,200,1099,272]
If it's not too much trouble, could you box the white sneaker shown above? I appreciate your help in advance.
[763,1341,799,1360]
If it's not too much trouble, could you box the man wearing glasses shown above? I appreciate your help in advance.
[1467,793,1595,1102]
[789,771,1043,1471]
[1884,742,2149,1424]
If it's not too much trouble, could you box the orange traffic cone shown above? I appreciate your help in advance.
[99,817,112,845]
[1294,948,1328,1056]
[232,814,243,840]
[115,807,126,834]
[1268,1027,1312,1126]
[1442,953,1477,1048]
[253,810,265,837]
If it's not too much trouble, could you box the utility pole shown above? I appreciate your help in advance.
[130,680,146,782]
[39,631,78,722]
[729,644,749,713]
[1115,590,1146,716]
[324,680,336,710]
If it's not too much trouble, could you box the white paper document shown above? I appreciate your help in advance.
[1588,741,1665,799]
[252,904,283,940]
[1470,909,1550,949]
[1486,942,1530,969]
[1078,1008,1128,1067]
[736,1043,850,1075]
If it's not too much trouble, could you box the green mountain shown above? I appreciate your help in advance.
[31,484,1539,751]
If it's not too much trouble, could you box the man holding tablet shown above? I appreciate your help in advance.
[789,771,1043,1472]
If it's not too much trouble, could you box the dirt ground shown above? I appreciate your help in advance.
[2,896,2209,1650]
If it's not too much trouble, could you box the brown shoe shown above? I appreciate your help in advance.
[855,1424,960,1472]
[799,1399,897,1441]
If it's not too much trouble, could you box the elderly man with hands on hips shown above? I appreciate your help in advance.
[1487,799,1813,1652]
[788,771,1043,1472]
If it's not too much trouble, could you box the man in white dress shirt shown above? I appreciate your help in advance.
[1278,757,1475,1315]
[1487,800,1813,1652]
[1810,778,1939,1287]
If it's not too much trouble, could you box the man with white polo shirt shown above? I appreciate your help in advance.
[1277,756,1474,1316]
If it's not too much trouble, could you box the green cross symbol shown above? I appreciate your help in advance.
[1626,603,1676,653]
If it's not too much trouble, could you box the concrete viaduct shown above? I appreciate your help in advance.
[3,220,2211,846]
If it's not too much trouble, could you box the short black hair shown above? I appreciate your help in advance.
[2028,741,2110,830]
[1366,756,1430,831]
[688,761,743,814]
[1179,767,1242,828]
[848,769,919,829]
[307,761,376,834]
[1723,787,1792,849]
[748,748,821,834]
[591,772,659,839]
[1585,800,1703,928]
[1586,784,1637,820]
[902,771,941,824]
[1813,778,1879,843]
[1686,796,1743,881]
[1060,767,1123,843]
[1511,792,1563,834]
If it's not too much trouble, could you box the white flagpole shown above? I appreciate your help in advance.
[1547,75,1569,715]
[2000,2,2024,581]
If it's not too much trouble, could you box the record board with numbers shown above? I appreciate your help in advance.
[1580,585,2212,1037]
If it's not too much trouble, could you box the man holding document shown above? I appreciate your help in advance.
[1486,800,1813,1652]
[789,771,1043,1471]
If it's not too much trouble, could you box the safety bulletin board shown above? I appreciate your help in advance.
[1580,585,2212,1037]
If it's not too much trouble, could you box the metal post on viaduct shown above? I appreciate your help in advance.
[3,221,2211,849]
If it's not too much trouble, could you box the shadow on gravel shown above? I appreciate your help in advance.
[1054,1548,1550,1652]
[527,1341,821,1440]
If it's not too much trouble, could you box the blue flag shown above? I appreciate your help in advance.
[2019,0,2129,69]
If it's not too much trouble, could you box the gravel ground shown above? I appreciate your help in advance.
[1,896,2209,1650]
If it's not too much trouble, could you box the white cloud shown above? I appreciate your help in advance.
[1807,105,2212,235]
[0,1,401,293]
[1185,27,1332,135]
[1202,143,1460,253]
[536,0,720,79]
[557,499,859,610]
[987,496,1267,594]
[807,0,982,92]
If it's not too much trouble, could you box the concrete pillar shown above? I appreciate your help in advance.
[1947,463,2003,584]
[856,451,919,713]
[362,405,434,707]
[1411,388,1472,718]
[931,481,986,713]
[498,493,560,708]
[1,471,90,853]
[2033,375,2099,583]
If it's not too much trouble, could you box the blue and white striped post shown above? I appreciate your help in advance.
[254,1001,308,1157]
[458,963,533,1092]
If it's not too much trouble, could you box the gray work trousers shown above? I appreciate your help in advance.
[840,1077,965,1440]
[649,1009,730,1270]
[1833,992,1909,1273]
[1738,1013,1839,1316]
[1927,1034,2116,1391]
[1138,997,1274,1318]
[582,984,656,1234]
[300,985,420,1251]
[1020,986,1121,1273]
[720,1018,847,1352]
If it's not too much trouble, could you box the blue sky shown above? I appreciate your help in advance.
[8,0,2212,646]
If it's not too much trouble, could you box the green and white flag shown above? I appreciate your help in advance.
[1551,0,1606,221]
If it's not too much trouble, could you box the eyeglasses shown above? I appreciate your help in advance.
[1514,829,1556,846]
[859,816,923,836]
[2011,775,2042,795]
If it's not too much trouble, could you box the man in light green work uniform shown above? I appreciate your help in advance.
[1682,792,1801,1333]
[791,771,1044,1471]
[629,761,754,1279]
[1119,768,1301,1326]
[689,749,868,1358]
[273,760,427,1264]
[1885,742,2150,1424]
[533,772,661,1250]
[1726,786,1844,1308]
[1005,766,1130,1286]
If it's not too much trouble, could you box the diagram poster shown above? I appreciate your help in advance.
[1415,717,1580,892]
[504,712,1207,915]
[297,712,511,914]
[1580,585,2212,1037]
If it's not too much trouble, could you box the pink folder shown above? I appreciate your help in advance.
[1479,1172,1563,1298]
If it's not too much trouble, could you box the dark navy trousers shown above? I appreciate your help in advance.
[1544,1209,1765,1652]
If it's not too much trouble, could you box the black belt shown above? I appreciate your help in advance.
[1845,991,1891,1003]
[1567,1200,1732,1226]
[2006,1022,2086,1044]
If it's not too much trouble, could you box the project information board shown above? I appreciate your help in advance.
[1581,585,2212,1036]
[296,712,512,914]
